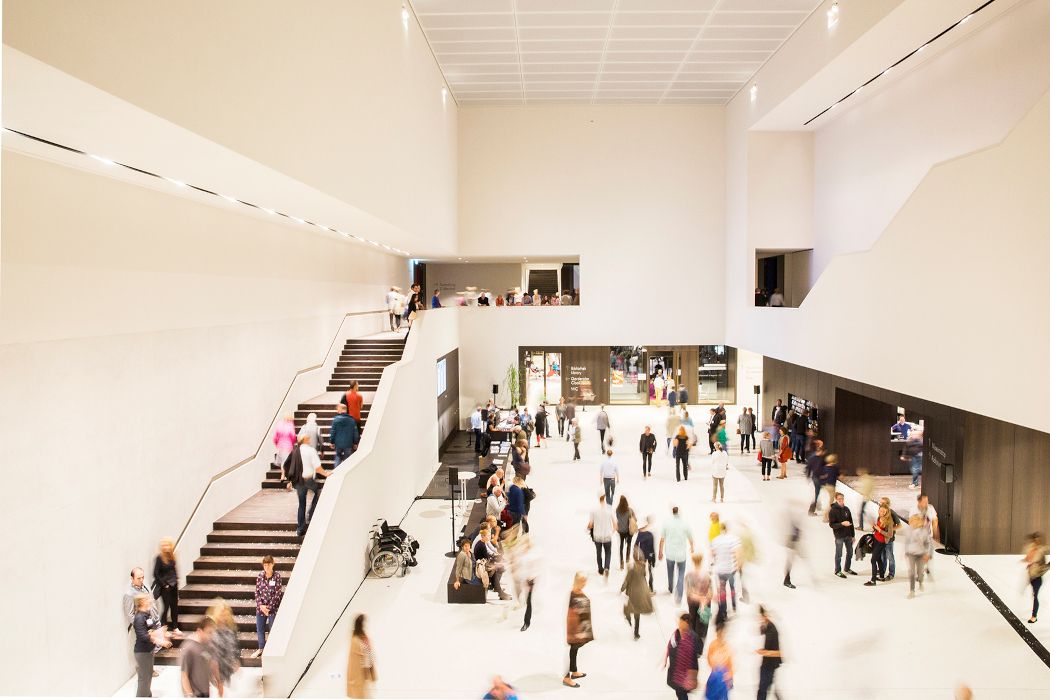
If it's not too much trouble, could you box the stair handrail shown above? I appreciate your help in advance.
[174,308,388,548]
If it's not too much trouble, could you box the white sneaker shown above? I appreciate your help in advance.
[251,649,263,659]
[907,592,915,599]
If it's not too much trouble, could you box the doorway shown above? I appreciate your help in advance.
[646,349,683,405]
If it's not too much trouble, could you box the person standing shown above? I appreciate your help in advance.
[666,409,682,455]
[615,495,637,570]
[710,523,741,622]
[678,384,689,408]
[663,613,702,700]
[341,381,364,424]
[430,288,442,309]
[865,504,893,586]
[756,606,784,700]
[771,399,786,428]
[758,431,775,481]
[737,411,753,454]
[132,594,170,697]
[639,426,657,478]
[152,538,179,633]
[252,555,283,658]
[595,406,610,453]
[329,404,359,469]
[621,552,654,640]
[588,494,615,577]
[1023,532,1048,623]
[124,566,160,635]
[710,442,729,503]
[673,426,691,482]
[385,287,402,331]
[507,475,527,528]
[599,450,619,504]
[347,614,377,698]
[535,405,548,448]
[564,400,576,442]
[563,573,592,688]
[706,408,719,455]
[776,427,792,479]
[470,405,484,453]
[879,497,901,580]
[556,398,567,437]
[667,380,678,411]
[571,419,582,461]
[829,492,858,578]
[180,616,216,698]
[768,288,785,307]
[748,408,758,448]
[684,553,712,652]
[659,506,695,605]
[904,514,932,598]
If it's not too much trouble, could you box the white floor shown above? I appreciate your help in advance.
[287,406,1050,699]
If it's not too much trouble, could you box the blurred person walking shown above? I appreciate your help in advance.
[685,553,712,651]
[639,426,657,478]
[705,621,734,700]
[663,613,702,700]
[635,516,657,591]
[915,493,939,579]
[385,286,402,331]
[711,523,740,622]
[710,442,729,503]
[273,413,297,472]
[666,409,683,455]
[756,606,784,700]
[285,433,332,537]
[599,450,619,504]
[329,404,359,468]
[595,406,610,453]
[572,419,582,461]
[805,441,826,515]
[152,538,179,633]
[564,400,576,441]
[615,495,638,570]
[673,426,692,482]
[563,573,593,688]
[588,494,615,578]
[179,616,216,699]
[535,404,548,448]
[904,514,932,598]
[856,470,875,530]
[1023,532,1048,623]
[342,380,364,423]
[660,506,696,605]
[297,412,323,458]
[206,601,240,697]
[621,551,654,639]
[347,614,377,698]
[820,454,841,513]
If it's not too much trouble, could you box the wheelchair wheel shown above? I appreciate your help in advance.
[371,551,400,578]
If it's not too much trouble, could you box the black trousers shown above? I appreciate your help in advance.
[595,540,612,574]
[524,585,534,626]
[598,429,606,451]
[761,458,773,476]
[641,452,653,475]
[159,585,179,628]
[741,433,752,451]
[568,643,582,673]
[573,443,581,460]
[687,601,709,654]
[618,531,633,565]
[757,664,781,700]
[675,454,689,481]
[558,417,565,436]
[626,612,640,636]
[870,540,887,581]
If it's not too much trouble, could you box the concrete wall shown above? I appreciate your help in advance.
[427,262,524,299]
[459,104,726,342]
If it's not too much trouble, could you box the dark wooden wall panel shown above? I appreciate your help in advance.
[1012,426,1050,551]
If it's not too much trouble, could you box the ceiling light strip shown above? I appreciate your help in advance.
[1,127,411,256]
[509,0,526,104]
[803,0,997,126]
[590,0,620,105]
[404,1,458,108]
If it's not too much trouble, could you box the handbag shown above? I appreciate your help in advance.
[699,604,712,625]
[628,512,638,536]
[475,561,489,588]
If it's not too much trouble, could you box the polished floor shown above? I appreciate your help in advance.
[288,406,1050,699]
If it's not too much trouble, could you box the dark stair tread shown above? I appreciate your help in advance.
[208,530,303,543]
[181,583,258,596]
[195,556,295,568]
[213,521,297,531]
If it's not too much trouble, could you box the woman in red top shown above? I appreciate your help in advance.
[865,505,892,586]
[776,427,792,479]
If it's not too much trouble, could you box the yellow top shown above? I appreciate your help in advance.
[708,521,721,543]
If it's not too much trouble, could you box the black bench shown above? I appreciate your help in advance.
[446,502,488,604]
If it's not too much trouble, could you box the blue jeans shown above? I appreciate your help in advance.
[296,480,320,536]
[256,610,276,649]
[835,536,854,573]
[603,478,616,504]
[666,559,687,603]
[881,539,896,577]
[910,455,922,487]
[333,447,353,469]
[716,572,736,621]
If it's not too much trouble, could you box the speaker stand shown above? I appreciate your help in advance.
[444,479,458,558]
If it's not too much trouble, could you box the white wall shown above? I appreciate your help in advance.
[427,262,524,298]
[459,104,726,342]
[725,0,1050,434]
[0,151,402,696]
[3,0,458,254]
[261,311,459,697]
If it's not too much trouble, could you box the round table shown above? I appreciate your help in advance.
[458,471,476,514]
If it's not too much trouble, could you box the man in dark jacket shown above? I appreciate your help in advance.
[771,399,787,427]
[328,404,359,468]
[806,442,826,515]
[829,492,858,577]
[639,426,657,478]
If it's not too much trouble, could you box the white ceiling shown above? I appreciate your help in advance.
[411,0,823,105]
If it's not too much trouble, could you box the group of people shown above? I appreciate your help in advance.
[124,546,284,697]
[754,288,785,307]
[421,286,582,309]
[384,284,425,332]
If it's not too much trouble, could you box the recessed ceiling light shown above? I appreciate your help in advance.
[749,84,758,102]
[165,177,186,187]
[961,13,973,24]
[89,154,115,166]
[291,217,305,224]
[220,194,238,203]
[261,208,276,215]
[401,4,409,27]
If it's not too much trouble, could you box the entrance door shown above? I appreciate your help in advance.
[647,350,682,405]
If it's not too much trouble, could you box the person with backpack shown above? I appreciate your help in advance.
[284,433,331,537]
[328,404,359,468]
[534,405,548,448]
[634,516,656,591]
[614,495,637,570]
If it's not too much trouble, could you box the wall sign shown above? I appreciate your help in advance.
[788,393,811,415]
